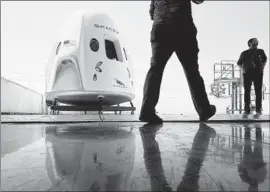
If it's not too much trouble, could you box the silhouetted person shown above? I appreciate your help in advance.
[237,38,267,115]
[177,123,216,191]
[238,124,267,192]
[140,123,216,191]
[139,0,216,124]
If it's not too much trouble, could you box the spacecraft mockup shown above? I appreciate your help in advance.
[45,11,135,113]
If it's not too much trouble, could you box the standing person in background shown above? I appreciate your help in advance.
[139,0,216,124]
[237,38,267,115]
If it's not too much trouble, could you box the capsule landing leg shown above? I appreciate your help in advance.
[50,98,60,115]
[97,95,104,121]
[130,101,135,115]
[118,104,121,115]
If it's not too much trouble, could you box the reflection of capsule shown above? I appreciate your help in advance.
[45,124,136,191]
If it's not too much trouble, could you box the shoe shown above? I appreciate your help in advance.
[139,109,163,124]
[244,106,250,115]
[243,109,250,115]
[256,110,262,115]
[199,105,216,121]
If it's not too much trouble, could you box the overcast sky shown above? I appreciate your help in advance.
[1,1,269,114]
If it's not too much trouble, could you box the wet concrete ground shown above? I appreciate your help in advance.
[1,113,270,123]
[1,122,270,191]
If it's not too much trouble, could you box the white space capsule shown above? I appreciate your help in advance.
[45,11,135,106]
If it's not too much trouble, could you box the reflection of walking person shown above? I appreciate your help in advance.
[238,124,267,192]
[177,123,216,192]
[139,123,172,191]
[140,123,216,192]
[139,0,216,124]
[237,38,267,115]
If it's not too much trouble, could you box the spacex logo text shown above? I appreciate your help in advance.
[94,24,119,34]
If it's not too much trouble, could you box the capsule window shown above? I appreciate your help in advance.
[63,40,71,45]
[105,39,119,61]
[61,59,73,65]
[56,42,61,55]
[90,38,99,52]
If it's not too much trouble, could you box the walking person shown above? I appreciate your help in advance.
[139,0,216,124]
[237,38,267,114]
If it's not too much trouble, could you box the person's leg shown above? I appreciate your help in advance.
[243,71,253,113]
[253,72,263,113]
[174,24,215,119]
[140,24,175,122]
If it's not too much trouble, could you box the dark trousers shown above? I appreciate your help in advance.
[243,70,263,111]
[141,22,211,116]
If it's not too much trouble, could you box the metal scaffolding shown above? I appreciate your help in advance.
[211,60,267,114]
[211,60,243,114]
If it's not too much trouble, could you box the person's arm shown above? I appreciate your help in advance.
[259,49,267,69]
[192,0,205,4]
[149,0,155,20]
[237,52,244,69]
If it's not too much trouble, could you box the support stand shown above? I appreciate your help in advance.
[50,99,60,115]
[97,96,104,121]
[48,98,136,120]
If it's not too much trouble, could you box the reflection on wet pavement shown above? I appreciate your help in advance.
[1,122,269,191]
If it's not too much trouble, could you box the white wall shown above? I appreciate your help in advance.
[1,77,44,114]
